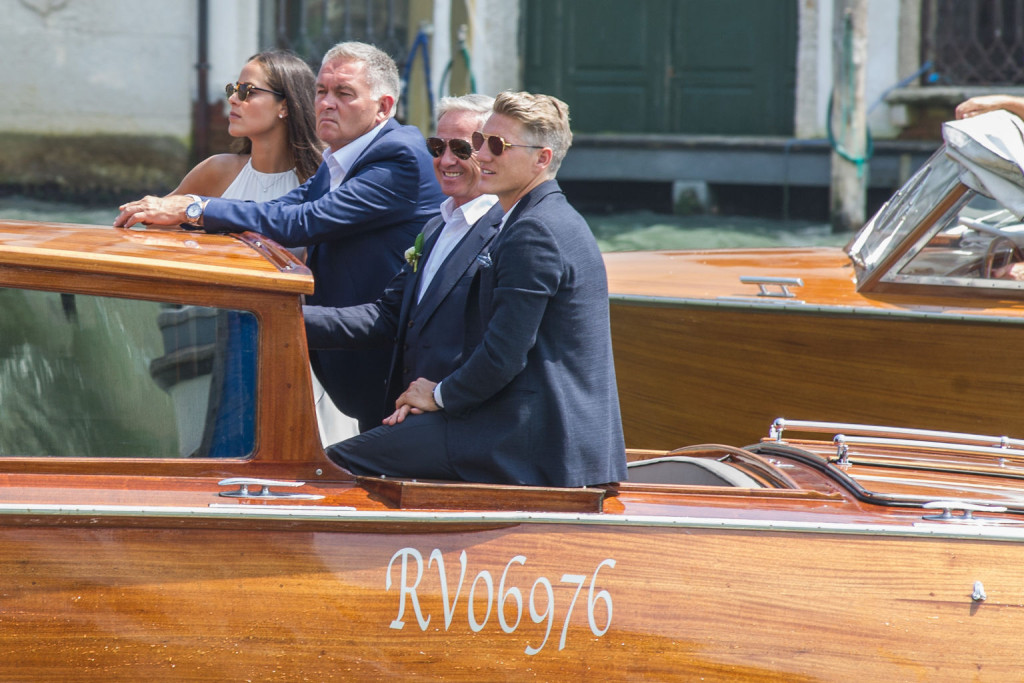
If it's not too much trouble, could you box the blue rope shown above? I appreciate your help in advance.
[401,26,434,121]
[869,60,935,113]
[439,26,477,96]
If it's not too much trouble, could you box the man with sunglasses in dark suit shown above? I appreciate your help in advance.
[327,91,627,489]
[114,41,445,432]
[303,93,500,421]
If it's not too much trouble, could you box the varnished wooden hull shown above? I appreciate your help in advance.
[611,298,1024,449]
[2,511,1023,680]
[6,220,1024,679]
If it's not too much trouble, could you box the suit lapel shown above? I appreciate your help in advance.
[395,216,443,328]
[412,205,502,325]
[505,180,560,227]
[340,119,398,184]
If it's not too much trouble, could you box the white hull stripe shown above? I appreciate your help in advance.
[2,502,1024,542]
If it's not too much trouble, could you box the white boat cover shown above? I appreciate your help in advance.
[943,110,1024,218]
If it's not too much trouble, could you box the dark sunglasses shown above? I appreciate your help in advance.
[426,137,474,160]
[225,82,285,102]
[472,131,544,156]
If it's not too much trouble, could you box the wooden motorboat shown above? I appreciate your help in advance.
[605,110,1024,449]
[3,219,1024,679]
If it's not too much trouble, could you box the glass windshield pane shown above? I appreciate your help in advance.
[0,289,257,458]
[848,147,962,273]
[884,191,1024,289]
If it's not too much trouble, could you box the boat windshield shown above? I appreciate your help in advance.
[0,287,257,459]
[847,147,961,274]
[847,146,1024,291]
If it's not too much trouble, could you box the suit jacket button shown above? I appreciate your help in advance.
[408,321,415,328]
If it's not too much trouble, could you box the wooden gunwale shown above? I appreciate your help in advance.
[0,221,313,295]
[0,448,1017,538]
[609,291,1024,323]
[0,250,313,294]
[0,502,1021,542]
[3,433,1015,533]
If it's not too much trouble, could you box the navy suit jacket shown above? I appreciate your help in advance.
[440,180,627,487]
[200,119,446,427]
[303,201,503,419]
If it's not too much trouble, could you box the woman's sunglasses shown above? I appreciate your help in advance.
[225,82,285,102]
[471,131,544,156]
[426,137,474,160]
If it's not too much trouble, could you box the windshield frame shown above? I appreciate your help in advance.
[843,145,1024,295]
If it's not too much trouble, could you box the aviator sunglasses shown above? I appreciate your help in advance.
[225,82,285,102]
[471,131,544,156]
[426,137,474,160]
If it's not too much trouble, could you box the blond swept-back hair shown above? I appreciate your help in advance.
[435,93,495,131]
[492,91,573,175]
[321,41,401,113]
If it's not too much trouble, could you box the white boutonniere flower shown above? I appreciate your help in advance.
[405,232,425,272]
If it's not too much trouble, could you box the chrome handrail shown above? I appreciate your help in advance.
[833,434,1024,464]
[770,417,1024,450]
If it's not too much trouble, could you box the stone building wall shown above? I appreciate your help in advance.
[0,0,257,201]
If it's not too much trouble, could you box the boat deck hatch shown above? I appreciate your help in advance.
[356,476,607,513]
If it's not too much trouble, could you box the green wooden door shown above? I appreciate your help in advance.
[523,0,797,136]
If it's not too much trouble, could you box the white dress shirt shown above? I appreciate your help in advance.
[427,194,501,409]
[416,193,498,303]
[323,120,388,191]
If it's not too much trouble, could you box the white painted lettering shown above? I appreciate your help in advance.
[467,570,494,632]
[429,548,467,630]
[498,555,527,633]
[386,547,430,630]
[385,548,616,654]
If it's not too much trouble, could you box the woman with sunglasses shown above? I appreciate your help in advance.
[170,49,356,446]
[170,49,323,203]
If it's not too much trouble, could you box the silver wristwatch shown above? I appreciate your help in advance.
[184,194,204,226]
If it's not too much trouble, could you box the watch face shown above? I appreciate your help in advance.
[186,202,202,221]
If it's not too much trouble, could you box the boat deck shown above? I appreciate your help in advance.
[4,427,1023,535]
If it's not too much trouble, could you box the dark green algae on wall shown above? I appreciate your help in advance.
[0,132,189,203]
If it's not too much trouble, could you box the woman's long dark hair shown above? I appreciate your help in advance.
[232,49,324,182]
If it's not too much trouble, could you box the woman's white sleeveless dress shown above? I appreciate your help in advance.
[222,159,359,446]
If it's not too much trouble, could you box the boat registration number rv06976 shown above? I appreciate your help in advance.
[386,546,616,655]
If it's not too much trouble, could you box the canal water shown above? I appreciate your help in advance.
[0,195,850,250]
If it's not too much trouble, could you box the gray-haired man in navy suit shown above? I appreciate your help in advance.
[303,93,500,422]
[326,91,627,488]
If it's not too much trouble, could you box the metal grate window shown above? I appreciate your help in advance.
[922,0,1024,85]
[260,0,410,67]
